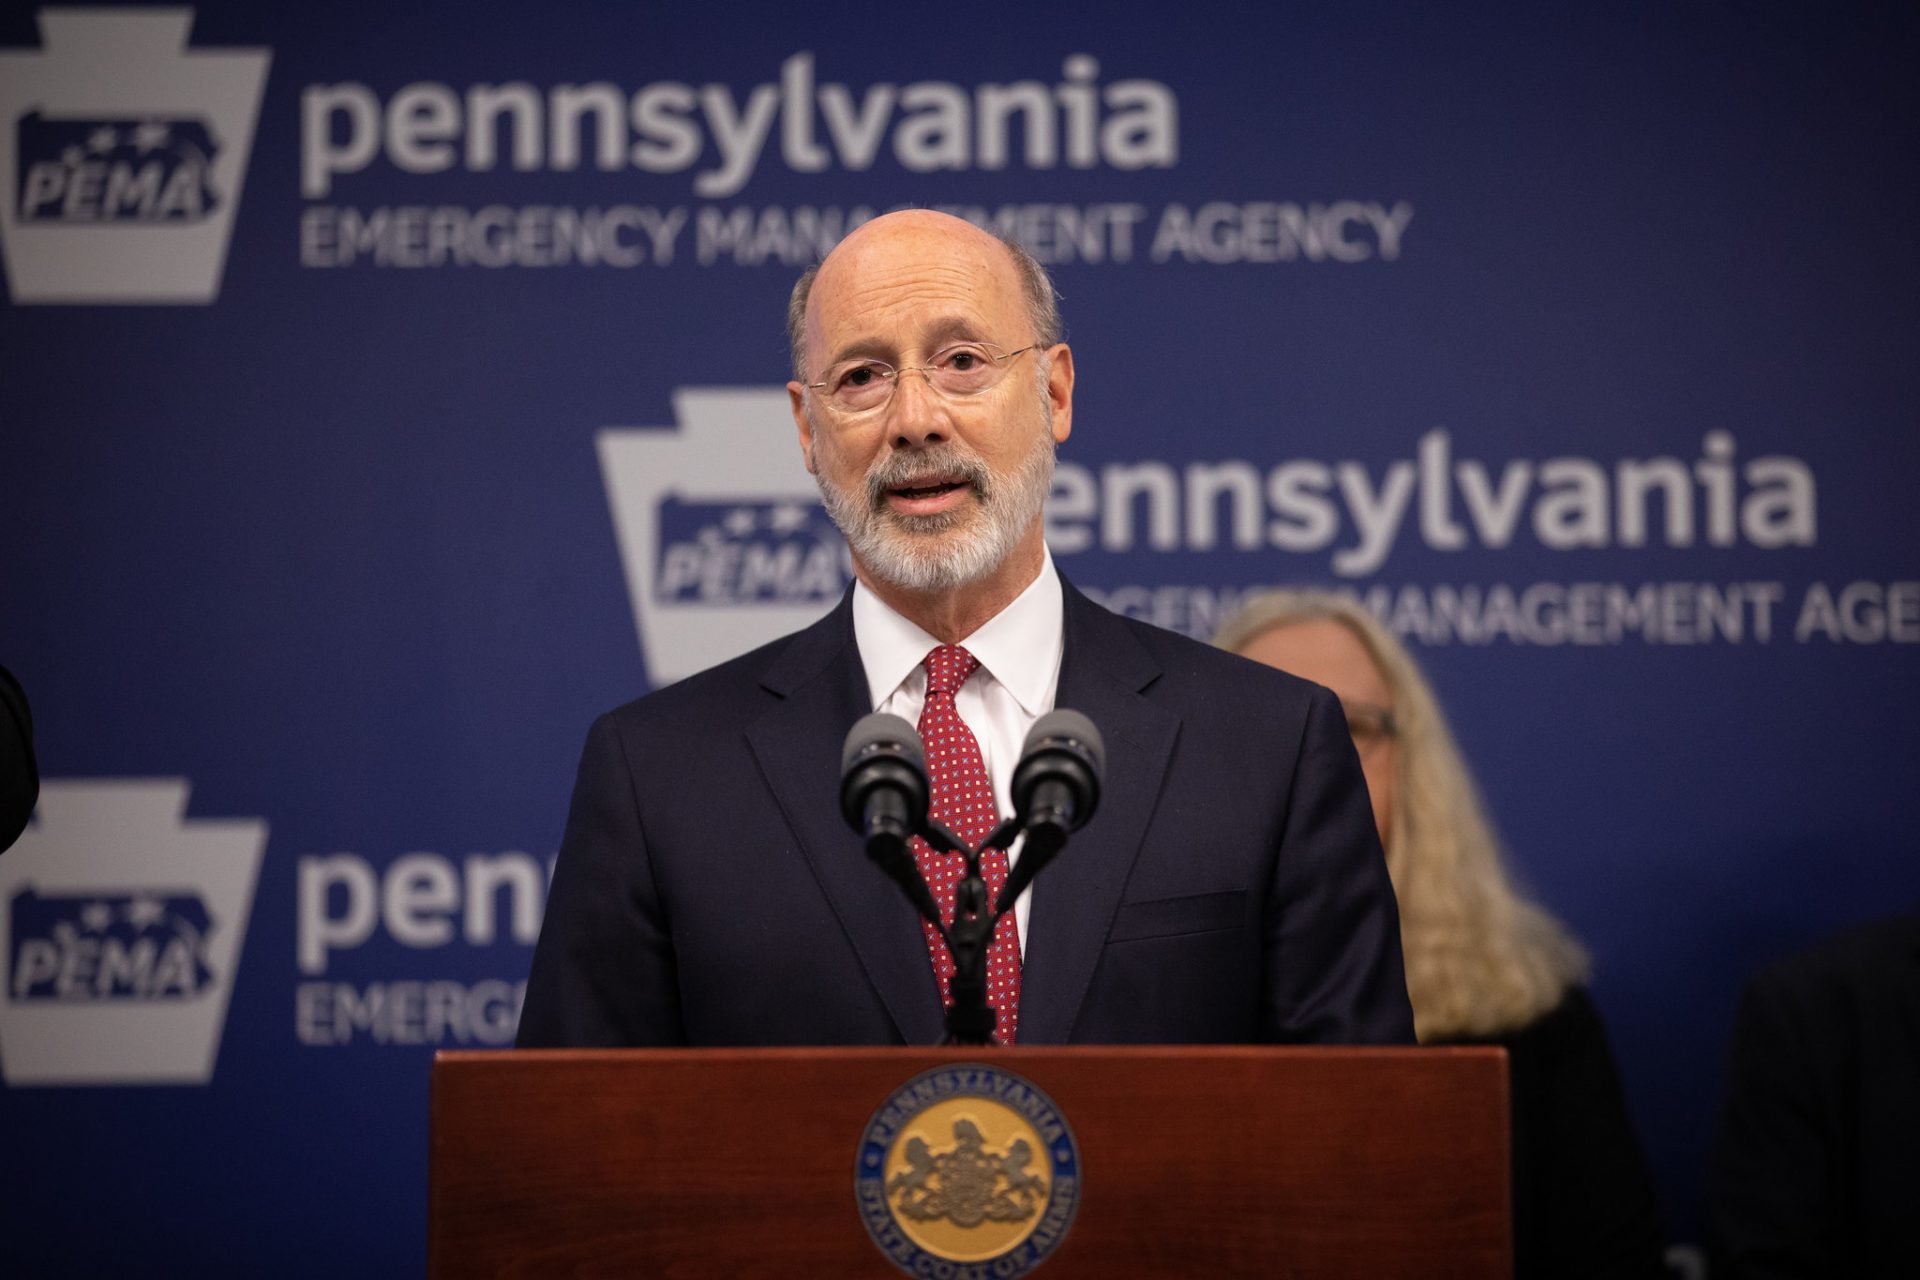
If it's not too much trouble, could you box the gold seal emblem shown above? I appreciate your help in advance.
[856,1065,1081,1276]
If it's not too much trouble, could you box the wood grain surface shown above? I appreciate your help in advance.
[429,1045,1510,1278]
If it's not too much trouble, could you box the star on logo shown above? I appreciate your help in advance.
[768,503,812,534]
[132,121,172,152]
[79,901,115,932]
[721,507,758,537]
[87,125,119,153]
[61,144,87,167]
[125,896,168,929]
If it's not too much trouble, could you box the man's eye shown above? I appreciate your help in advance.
[948,350,980,371]
[842,366,878,388]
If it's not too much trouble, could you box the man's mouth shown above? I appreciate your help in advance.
[880,472,976,515]
[889,477,968,500]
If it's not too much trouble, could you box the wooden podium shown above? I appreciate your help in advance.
[429,1045,1510,1277]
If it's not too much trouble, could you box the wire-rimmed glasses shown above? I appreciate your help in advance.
[805,341,1038,416]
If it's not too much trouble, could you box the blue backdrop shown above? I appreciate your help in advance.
[2,0,1916,1272]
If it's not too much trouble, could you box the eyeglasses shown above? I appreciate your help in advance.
[805,341,1038,416]
[1342,700,1398,750]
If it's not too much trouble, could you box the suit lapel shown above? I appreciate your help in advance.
[745,593,947,1046]
[1019,580,1179,1043]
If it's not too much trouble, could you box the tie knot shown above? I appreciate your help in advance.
[922,645,980,697]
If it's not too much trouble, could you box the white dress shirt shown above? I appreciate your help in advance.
[851,549,1065,955]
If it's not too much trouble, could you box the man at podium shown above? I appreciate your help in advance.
[517,210,1412,1049]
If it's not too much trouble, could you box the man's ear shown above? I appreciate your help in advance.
[1046,344,1075,446]
[788,382,817,474]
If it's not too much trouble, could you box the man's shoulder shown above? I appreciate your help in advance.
[1072,587,1332,711]
[1731,914,1920,1066]
[1751,913,1920,1004]
[595,603,851,736]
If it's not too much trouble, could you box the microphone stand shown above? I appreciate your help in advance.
[906,814,1066,1048]
[942,855,997,1047]
[897,818,993,1047]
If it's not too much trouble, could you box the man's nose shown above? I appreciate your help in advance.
[886,367,948,448]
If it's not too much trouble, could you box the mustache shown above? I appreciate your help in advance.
[863,446,993,507]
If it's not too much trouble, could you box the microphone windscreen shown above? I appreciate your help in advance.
[841,712,926,773]
[1023,708,1104,777]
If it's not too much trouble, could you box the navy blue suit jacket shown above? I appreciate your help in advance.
[517,578,1413,1047]
[1708,914,1920,1277]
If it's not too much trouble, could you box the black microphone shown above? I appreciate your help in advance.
[996,709,1104,913]
[840,713,942,928]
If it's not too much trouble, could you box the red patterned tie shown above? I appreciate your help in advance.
[912,644,1023,1044]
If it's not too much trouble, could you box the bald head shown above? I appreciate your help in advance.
[786,211,1061,382]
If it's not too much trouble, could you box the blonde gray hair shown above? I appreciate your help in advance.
[1215,589,1589,1041]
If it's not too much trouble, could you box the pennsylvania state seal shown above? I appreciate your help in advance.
[856,1065,1081,1277]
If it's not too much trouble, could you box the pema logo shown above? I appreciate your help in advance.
[10,888,215,1001]
[0,8,269,304]
[600,388,851,686]
[0,780,266,1086]
[653,495,846,605]
[15,110,223,225]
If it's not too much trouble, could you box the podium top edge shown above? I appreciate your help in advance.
[433,1044,1507,1069]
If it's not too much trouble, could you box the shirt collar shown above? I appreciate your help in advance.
[852,547,1064,716]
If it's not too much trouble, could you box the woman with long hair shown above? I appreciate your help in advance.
[1216,589,1665,1277]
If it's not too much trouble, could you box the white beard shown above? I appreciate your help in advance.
[812,407,1056,594]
